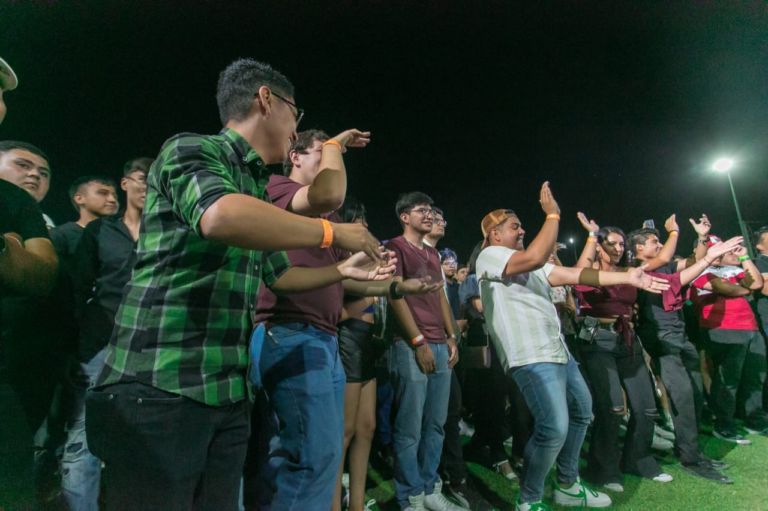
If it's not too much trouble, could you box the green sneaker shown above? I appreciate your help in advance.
[515,498,553,511]
[554,477,612,508]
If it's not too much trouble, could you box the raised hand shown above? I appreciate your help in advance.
[539,181,560,216]
[733,245,749,259]
[339,248,397,281]
[397,276,444,295]
[330,129,371,153]
[689,214,711,238]
[664,214,679,233]
[628,264,671,294]
[577,212,600,233]
[705,236,743,262]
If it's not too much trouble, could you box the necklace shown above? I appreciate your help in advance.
[405,238,430,263]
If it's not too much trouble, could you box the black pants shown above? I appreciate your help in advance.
[643,331,706,465]
[439,369,466,484]
[86,381,250,511]
[581,331,661,484]
[470,344,510,464]
[705,329,768,432]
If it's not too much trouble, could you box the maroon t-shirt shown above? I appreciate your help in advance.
[385,236,446,344]
[254,175,345,335]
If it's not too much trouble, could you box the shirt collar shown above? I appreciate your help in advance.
[219,127,265,166]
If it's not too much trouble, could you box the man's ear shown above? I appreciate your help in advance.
[255,86,273,118]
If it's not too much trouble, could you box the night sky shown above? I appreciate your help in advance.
[2,1,766,262]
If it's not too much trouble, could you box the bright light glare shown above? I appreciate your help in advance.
[569,238,574,243]
[712,158,734,172]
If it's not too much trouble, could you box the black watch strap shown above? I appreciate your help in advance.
[390,281,404,300]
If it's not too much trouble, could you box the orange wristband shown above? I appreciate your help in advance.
[319,218,334,248]
[411,334,425,346]
[669,231,679,236]
[546,214,561,220]
[322,140,342,151]
[587,236,597,243]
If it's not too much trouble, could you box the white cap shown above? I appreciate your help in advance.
[0,57,19,91]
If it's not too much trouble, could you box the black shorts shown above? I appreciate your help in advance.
[338,318,376,383]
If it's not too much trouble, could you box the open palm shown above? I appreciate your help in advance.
[341,249,396,281]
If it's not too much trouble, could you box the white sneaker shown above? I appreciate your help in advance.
[652,473,673,483]
[516,500,553,510]
[554,477,612,508]
[603,483,624,492]
[406,492,426,511]
[342,472,350,490]
[654,424,675,441]
[424,480,468,511]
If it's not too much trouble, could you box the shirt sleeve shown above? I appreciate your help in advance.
[262,250,292,288]
[156,135,242,236]
[385,240,405,278]
[266,175,303,210]
[648,270,685,311]
[693,269,718,290]
[14,189,50,241]
[478,246,515,280]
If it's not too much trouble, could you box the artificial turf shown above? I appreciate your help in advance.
[363,426,768,511]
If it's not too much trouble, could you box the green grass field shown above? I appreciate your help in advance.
[363,427,768,511]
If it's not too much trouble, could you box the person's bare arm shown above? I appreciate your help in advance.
[736,247,764,291]
[687,214,712,268]
[700,277,751,297]
[0,234,58,296]
[288,129,370,216]
[439,289,460,368]
[547,264,670,293]
[504,182,560,276]
[342,276,443,297]
[644,214,679,271]
[678,237,743,286]
[200,194,380,261]
[574,212,599,268]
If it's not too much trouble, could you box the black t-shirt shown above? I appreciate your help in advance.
[754,254,768,330]
[637,261,686,338]
[0,180,51,357]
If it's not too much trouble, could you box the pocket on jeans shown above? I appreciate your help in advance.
[133,391,186,425]
[84,388,117,460]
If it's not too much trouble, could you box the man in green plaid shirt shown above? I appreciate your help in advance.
[85,59,393,511]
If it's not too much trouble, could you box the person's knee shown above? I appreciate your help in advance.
[357,416,376,441]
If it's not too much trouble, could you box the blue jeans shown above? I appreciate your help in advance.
[389,341,451,509]
[510,357,593,504]
[255,324,346,511]
[375,355,394,447]
[61,348,108,511]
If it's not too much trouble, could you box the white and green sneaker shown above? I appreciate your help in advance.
[516,499,554,511]
[554,477,612,508]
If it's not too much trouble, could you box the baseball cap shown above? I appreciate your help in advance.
[0,57,18,91]
[481,209,516,249]
[705,235,722,247]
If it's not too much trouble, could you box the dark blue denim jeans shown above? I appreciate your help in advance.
[510,357,593,504]
[255,323,346,511]
[389,341,451,509]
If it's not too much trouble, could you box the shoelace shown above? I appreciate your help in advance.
[580,480,601,499]
[364,498,377,510]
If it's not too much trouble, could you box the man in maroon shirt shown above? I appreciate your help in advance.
[384,192,464,511]
[248,131,441,510]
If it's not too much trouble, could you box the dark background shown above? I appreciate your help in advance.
[1,1,766,263]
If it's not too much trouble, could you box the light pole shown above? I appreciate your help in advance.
[569,237,577,263]
[712,158,753,258]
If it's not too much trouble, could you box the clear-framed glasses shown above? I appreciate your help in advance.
[410,207,434,217]
[125,175,147,187]
[434,218,448,226]
[271,91,304,126]
[442,260,458,268]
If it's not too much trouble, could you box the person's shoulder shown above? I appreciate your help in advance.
[480,245,516,261]
[157,132,228,162]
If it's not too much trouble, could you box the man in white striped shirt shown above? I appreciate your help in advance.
[476,182,668,511]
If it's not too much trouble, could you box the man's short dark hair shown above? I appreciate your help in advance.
[68,175,116,212]
[627,227,661,257]
[395,192,433,217]
[0,140,50,167]
[216,58,295,126]
[282,129,329,175]
[432,207,444,218]
[123,157,154,177]
[753,226,768,249]
[440,248,458,262]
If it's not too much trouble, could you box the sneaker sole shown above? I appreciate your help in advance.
[554,496,612,508]
[712,431,752,445]
[679,465,734,484]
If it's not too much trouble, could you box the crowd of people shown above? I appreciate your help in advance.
[1,55,767,511]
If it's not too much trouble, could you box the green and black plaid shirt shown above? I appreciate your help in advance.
[95,128,291,406]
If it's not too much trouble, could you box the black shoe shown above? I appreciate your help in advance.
[681,461,733,484]
[448,479,495,511]
[706,458,729,470]
[713,429,752,445]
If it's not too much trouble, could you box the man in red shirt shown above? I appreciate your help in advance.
[692,238,766,444]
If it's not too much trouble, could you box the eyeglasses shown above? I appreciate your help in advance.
[271,91,304,126]
[125,176,147,187]
[442,260,458,268]
[410,208,434,217]
[434,218,448,226]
